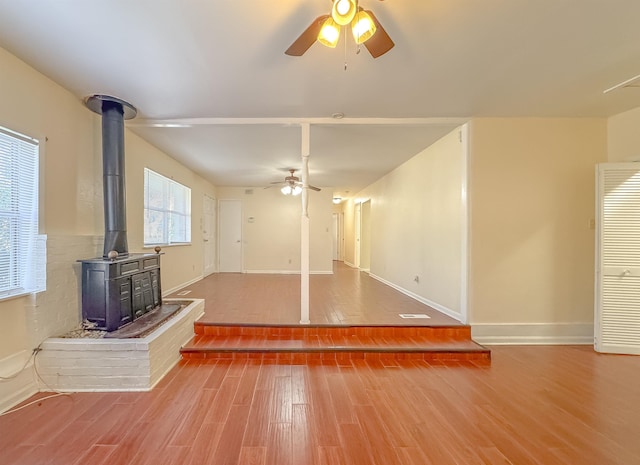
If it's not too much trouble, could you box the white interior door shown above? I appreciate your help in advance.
[218,199,242,272]
[203,194,216,276]
[340,212,344,261]
[332,213,339,260]
[354,203,361,268]
[596,163,640,354]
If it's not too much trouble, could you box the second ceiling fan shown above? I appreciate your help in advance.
[285,0,394,58]
[269,169,321,196]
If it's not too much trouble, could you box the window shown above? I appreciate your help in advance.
[0,126,45,299]
[144,168,191,246]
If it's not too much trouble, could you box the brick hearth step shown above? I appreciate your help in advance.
[180,323,490,363]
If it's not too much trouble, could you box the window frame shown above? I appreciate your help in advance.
[0,125,46,301]
[143,167,192,247]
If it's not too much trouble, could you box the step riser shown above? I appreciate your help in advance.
[194,324,471,340]
[186,323,490,365]
[181,351,490,363]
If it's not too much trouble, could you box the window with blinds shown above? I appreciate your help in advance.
[143,167,191,246]
[0,126,46,299]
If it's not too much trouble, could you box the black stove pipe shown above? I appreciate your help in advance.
[84,95,137,259]
[101,101,128,257]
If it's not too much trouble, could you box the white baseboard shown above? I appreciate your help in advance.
[244,270,333,275]
[0,350,38,414]
[343,261,357,268]
[368,273,462,322]
[163,275,203,296]
[471,323,594,345]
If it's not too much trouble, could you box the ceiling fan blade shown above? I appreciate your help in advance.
[285,15,330,56]
[363,10,394,58]
[293,181,321,192]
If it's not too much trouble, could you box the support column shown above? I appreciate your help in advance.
[300,123,311,324]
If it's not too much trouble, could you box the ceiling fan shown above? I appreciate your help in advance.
[285,0,394,59]
[268,169,322,196]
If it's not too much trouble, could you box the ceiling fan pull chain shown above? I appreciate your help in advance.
[343,25,348,71]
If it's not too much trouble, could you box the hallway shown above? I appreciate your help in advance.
[169,262,460,326]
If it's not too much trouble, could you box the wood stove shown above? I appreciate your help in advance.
[81,253,162,331]
[79,94,163,331]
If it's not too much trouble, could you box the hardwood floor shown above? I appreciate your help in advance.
[181,324,490,363]
[2,266,636,463]
[2,346,639,465]
[172,263,487,362]
[168,262,460,326]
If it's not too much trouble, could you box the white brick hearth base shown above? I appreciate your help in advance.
[36,299,204,392]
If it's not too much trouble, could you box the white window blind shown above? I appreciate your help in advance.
[144,168,191,246]
[0,126,46,298]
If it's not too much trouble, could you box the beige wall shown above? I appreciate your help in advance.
[0,298,29,360]
[468,118,607,329]
[0,40,621,409]
[0,45,216,410]
[346,127,466,318]
[0,46,102,409]
[124,131,217,292]
[608,106,640,162]
[343,119,607,340]
[216,187,333,273]
[0,50,99,237]
[0,46,100,361]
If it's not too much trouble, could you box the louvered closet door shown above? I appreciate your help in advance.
[596,163,640,354]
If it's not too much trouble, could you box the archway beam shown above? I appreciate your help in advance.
[129,117,468,128]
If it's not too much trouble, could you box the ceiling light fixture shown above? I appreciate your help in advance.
[281,184,303,196]
[318,1,376,49]
[318,17,341,48]
[332,0,357,25]
[285,1,394,58]
[352,9,376,44]
[333,197,342,204]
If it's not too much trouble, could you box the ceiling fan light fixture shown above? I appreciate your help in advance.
[281,185,293,195]
[292,185,303,196]
[352,10,377,44]
[331,0,357,26]
[318,17,341,48]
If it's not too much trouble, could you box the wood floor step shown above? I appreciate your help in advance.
[193,322,472,340]
[180,334,491,363]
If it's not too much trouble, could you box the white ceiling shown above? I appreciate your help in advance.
[1,0,640,196]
